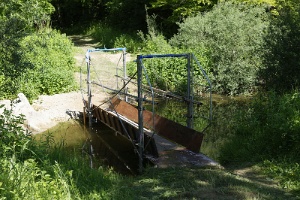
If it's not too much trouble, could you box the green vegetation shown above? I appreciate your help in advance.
[1,0,300,199]
[0,109,295,199]
[260,0,300,92]
[170,1,270,95]
[17,29,77,100]
[0,0,77,101]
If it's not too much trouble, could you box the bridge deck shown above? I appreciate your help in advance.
[88,98,219,169]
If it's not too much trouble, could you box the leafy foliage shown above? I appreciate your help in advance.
[104,0,148,33]
[51,0,105,29]
[0,0,54,30]
[263,159,300,194]
[0,0,76,101]
[85,23,143,52]
[0,105,31,159]
[170,1,270,95]
[219,91,300,164]
[260,0,300,93]
[0,112,294,199]
[17,29,77,99]
[148,0,217,38]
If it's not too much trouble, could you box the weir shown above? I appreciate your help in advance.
[82,49,217,173]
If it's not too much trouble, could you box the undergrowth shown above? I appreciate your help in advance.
[1,103,299,199]
[207,90,300,195]
[84,23,143,53]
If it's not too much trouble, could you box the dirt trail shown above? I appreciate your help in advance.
[0,35,125,133]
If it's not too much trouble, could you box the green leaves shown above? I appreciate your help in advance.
[260,0,300,93]
[17,29,77,99]
[0,0,71,101]
[0,106,31,159]
[0,0,54,30]
[170,1,270,95]
[150,0,218,21]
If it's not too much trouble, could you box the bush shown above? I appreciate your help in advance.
[0,105,32,159]
[127,15,200,94]
[17,29,77,100]
[219,91,300,164]
[85,23,143,53]
[260,0,300,92]
[0,1,76,101]
[170,1,270,95]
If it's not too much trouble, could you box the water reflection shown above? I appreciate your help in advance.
[34,120,147,175]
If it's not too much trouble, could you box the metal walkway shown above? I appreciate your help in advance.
[82,51,216,173]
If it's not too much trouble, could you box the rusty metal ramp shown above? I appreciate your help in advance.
[108,97,219,168]
[110,97,204,153]
[90,103,159,158]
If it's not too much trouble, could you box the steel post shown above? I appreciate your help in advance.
[187,53,194,129]
[137,55,144,174]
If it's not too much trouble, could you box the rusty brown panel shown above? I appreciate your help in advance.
[110,98,139,123]
[119,122,129,138]
[88,102,159,158]
[153,115,203,153]
[113,116,122,133]
[104,112,110,127]
[94,106,101,121]
[100,109,106,123]
[125,123,137,141]
[108,114,116,130]
[110,97,204,153]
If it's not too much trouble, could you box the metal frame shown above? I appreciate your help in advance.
[84,51,211,174]
[85,48,127,127]
[136,53,212,173]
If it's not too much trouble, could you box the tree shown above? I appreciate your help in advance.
[170,1,271,95]
[0,0,76,100]
[0,0,54,30]
[259,0,300,92]
[104,0,150,33]
[148,0,217,38]
[51,0,104,29]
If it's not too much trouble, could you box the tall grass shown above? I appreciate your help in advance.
[84,23,142,53]
[202,90,300,195]
[1,104,299,199]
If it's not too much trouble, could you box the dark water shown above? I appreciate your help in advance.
[34,95,246,173]
[144,95,250,162]
[34,120,141,175]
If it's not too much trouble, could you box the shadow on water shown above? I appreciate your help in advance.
[145,94,251,162]
[33,94,247,175]
[34,118,149,175]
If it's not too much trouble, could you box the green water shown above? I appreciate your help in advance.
[145,95,250,162]
[34,120,139,174]
[34,94,247,170]
[34,120,89,148]
[145,98,211,132]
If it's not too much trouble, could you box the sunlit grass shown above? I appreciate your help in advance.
[0,119,297,199]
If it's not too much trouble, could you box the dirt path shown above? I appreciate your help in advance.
[0,35,127,133]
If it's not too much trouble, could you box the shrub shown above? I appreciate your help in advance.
[170,1,270,95]
[127,15,199,94]
[16,29,77,100]
[0,1,75,101]
[0,105,32,159]
[219,91,300,164]
[260,0,300,93]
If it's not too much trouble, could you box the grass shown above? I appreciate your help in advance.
[1,103,299,199]
[7,121,293,199]
[2,22,299,199]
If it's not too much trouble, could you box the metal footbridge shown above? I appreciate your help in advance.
[81,48,217,173]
